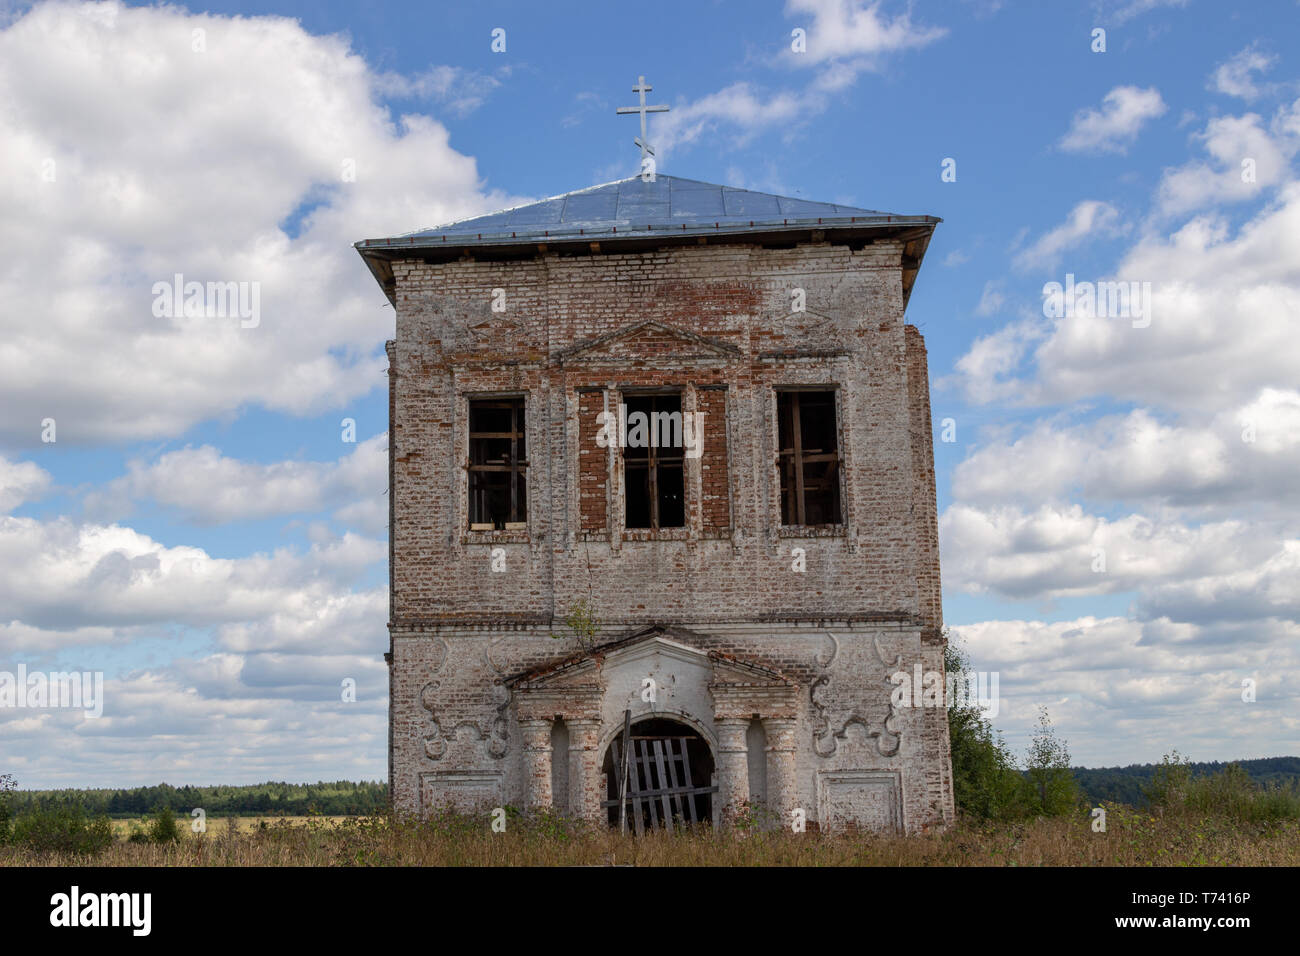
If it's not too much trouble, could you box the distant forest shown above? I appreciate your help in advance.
[1071,756,1300,806]
[8,756,1300,816]
[8,780,386,817]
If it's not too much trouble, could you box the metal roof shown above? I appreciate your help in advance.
[354,174,937,250]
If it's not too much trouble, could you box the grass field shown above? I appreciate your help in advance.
[5,804,1300,866]
[107,815,352,837]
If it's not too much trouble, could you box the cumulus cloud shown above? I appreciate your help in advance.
[941,503,1287,601]
[1099,0,1189,25]
[1012,200,1124,271]
[782,0,946,87]
[1156,99,1300,215]
[950,613,1297,765]
[0,504,388,784]
[946,179,1300,411]
[375,64,508,117]
[657,83,816,155]
[655,1,945,160]
[0,514,383,631]
[951,393,1300,514]
[974,280,1006,316]
[0,455,51,511]
[1210,45,1277,101]
[85,432,387,531]
[0,665,387,786]
[1059,86,1166,154]
[0,1,517,444]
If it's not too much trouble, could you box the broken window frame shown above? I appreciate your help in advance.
[776,388,843,527]
[622,391,686,531]
[467,395,528,530]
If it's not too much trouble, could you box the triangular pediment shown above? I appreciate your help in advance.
[505,624,792,687]
[552,321,741,365]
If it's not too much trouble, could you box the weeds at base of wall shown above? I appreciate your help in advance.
[1,806,1297,867]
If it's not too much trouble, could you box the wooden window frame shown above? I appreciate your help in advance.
[467,396,528,530]
[777,389,843,527]
[623,391,686,531]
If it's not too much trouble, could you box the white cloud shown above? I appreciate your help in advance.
[85,433,387,531]
[656,1,946,159]
[657,82,818,156]
[0,455,51,511]
[1101,0,1189,25]
[1156,100,1299,215]
[951,394,1300,513]
[783,0,947,83]
[949,613,1298,765]
[1210,45,1277,101]
[974,280,1006,316]
[1059,86,1166,154]
[375,64,507,116]
[0,514,383,631]
[0,664,388,786]
[1012,200,1124,271]
[0,1,517,444]
[941,503,1284,601]
[947,181,1300,412]
[0,501,389,785]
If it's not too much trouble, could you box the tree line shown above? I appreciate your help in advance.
[7,780,387,818]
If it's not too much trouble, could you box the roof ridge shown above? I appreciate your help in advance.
[399,174,645,238]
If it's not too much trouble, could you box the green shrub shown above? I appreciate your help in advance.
[945,635,1035,821]
[10,806,114,856]
[1146,753,1300,824]
[0,773,15,844]
[1024,706,1084,816]
[146,806,183,843]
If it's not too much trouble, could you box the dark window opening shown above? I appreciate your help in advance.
[778,390,842,526]
[603,718,716,831]
[623,394,685,529]
[468,397,527,530]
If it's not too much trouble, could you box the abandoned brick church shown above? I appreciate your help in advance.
[356,173,954,833]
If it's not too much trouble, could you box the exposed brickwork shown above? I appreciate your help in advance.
[577,389,607,531]
[697,387,731,531]
[905,325,942,636]
[382,234,952,833]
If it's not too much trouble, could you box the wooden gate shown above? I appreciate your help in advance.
[603,736,718,834]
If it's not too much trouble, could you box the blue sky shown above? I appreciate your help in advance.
[1,0,1297,787]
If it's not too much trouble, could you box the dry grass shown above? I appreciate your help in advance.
[4,802,1299,867]
[107,815,352,837]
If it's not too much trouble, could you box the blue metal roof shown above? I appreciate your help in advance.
[355,175,936,250]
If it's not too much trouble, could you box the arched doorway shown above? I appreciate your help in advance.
[602,717,716,831]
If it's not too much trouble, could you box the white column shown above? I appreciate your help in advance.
[519,718,554,810]
[566,718,604,822]
[715,717,752,823]
[762,717,799,828]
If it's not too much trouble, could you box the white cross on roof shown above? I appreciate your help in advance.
[616,75,670,165]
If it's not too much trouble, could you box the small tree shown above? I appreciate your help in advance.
[146,805,182,844]
[0,773,15,843]
[1024,706,1081,816]
[944,634,1032,820]
[1144,750,1192,810]
[551,597,601,653]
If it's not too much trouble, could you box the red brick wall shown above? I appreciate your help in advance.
[905,325,943,634]
[387,242,923,626]
[577,389,606,532]
[698,386,730,531]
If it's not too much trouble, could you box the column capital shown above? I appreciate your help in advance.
[714,716,751,753]
[761,716,798,750]
[714,715,753,728]
[519,717,553,752]
[564,717,602,751]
